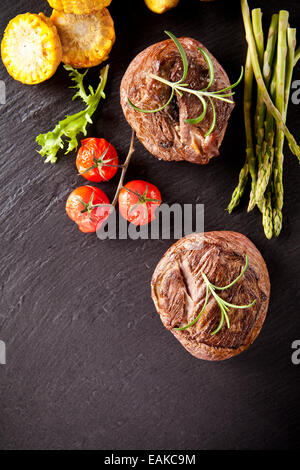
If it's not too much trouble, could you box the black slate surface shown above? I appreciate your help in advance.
[0,0,300,450]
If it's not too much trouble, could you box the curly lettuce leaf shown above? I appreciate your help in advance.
[36,65,109,164]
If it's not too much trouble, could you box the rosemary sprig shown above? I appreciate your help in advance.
[128,31,243,137]
[174,255,257,335]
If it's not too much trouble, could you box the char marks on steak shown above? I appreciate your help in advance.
[120,37,234,164]
[151,232,270,360]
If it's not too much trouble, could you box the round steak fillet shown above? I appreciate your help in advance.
[151,231,270,360]
[120,37,234,164]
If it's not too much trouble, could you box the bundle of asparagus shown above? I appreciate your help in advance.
[228,0,300,239]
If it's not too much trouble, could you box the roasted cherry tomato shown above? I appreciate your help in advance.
[76,138,119,182]
[66,185,110,233]
[118,180,161,226]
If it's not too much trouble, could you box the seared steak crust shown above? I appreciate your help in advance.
[151,232,270,360]
[120,37,234,164]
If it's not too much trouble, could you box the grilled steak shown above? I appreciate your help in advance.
[151,231,270,360]
[120,37,234,164]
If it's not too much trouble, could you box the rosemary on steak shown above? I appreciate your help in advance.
[174,255,256,335]
[127,31,243,137]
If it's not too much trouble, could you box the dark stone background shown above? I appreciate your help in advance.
[0,0,299,450]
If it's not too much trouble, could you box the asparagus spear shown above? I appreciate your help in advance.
[284,28,297,114]
[260,117,275,239]
[253,8,264,141]
[254,14,278,205]
[227,163,248,213]
[272,12,288,238]
[262,14,279,87]
[258,71,277,239]
[273,26,296,236]
[255,65,277,205]
[227,49,253,213]
[240,0,300,160]
[247,8,264,212]
[247,12,279,238]
[262,187,273,239]
[260,139,275,238]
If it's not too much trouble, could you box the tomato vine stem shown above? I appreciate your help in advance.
[111,130,136,209]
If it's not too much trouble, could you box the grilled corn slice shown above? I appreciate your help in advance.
[145,0,179,14]
[1,13,62,85]
[47,0,112,15]
[51,8,115,68]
